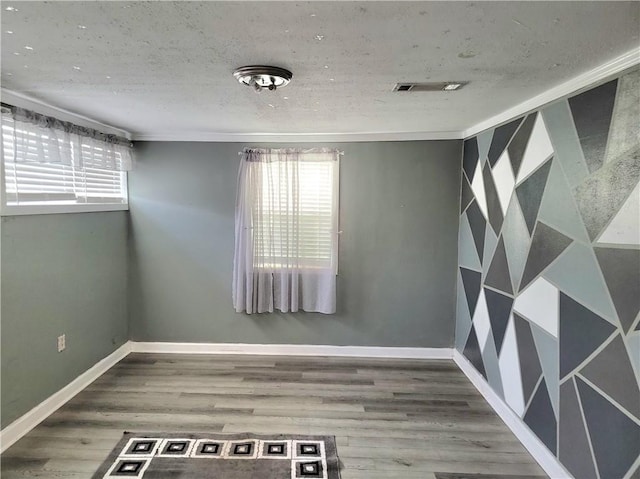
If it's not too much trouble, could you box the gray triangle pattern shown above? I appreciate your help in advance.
[485,237,513,295]
[459,213,482,271]
[537,156,590,243]
[460,267,482,318]
[513,313,543,405]
[501,196,530,291]
[466,200,487,265]
[628,331,640,381]
[480,329,504,399]
[605,70,640,166]
[461,173,475,213]
[576,376,640,479]
[520,222,573,292]
[463,137,479,182]
[482,225,498,278]
[483,163,505,235]
[516,158,553,235]
[568,79,618,174]
[559,379,599,479]
[559,293,617,379]
[541,100,590,189]
[488,117,523,167]
[523,378,557,454]
[573,147,640,241]
[530,322,559,419]
[594,247,640,333]
[543,242,618,325]
[456,270,474,352]
[508,114,537,178]
[485,288,513,356]
[580,334,640,419]
[463,325,487,380]
[476,129,493,167]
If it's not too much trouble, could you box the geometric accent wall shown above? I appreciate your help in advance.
[456,68,640,479]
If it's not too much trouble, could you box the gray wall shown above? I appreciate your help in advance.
[1,212,128,427]
[456,69,640,478]
[128,140,462,347]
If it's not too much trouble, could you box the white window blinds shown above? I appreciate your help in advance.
[254,157,337,269]
[1,110,127,208]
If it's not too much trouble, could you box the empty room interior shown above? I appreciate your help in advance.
[1,1,639,478]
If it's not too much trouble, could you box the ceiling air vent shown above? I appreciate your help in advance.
[394,83,414,92]
[393,82,467,92]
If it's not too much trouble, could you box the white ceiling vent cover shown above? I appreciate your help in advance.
[393,82,467,92]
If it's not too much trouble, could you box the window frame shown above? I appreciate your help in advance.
[0,120,129,217]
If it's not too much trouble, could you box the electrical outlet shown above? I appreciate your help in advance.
[57,334,66,352]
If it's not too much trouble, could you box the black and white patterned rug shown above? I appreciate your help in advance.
[92,432,342,478]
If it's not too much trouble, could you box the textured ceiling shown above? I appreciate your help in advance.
[1,1,639,138]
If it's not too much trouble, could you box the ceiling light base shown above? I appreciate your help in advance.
[233,65,292,92]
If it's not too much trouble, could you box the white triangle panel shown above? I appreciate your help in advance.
[516,113,554,184]
[498,315,526,416]
[513,277,559,338]
[471,164,488,220]
[492,149,516,215]
[597,183,640,245]
[473,289,491,351]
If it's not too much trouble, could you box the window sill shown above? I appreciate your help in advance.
[0,203,129,216]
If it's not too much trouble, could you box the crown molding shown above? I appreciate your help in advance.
[1,88,132,139]
[463,46,640,139]
[131,130,464,142]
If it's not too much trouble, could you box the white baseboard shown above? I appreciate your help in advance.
[453,350,571,479]
[0,342,132,453]
[130,341,454,359]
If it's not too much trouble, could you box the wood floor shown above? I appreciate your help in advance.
[1,353,547,478]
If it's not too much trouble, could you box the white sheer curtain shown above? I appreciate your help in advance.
[233,148,340,314]
[1,105,133,171]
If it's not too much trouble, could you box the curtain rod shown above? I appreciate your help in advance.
[1,102,133,147]
[238,148,344,156]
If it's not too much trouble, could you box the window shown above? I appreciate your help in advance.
[233,148,340,314]
[253,156,338,269]
[1,106,129,215]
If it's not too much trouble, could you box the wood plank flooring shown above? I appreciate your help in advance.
[1,354,548,478]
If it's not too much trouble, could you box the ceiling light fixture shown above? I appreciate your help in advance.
[233,65,292,93]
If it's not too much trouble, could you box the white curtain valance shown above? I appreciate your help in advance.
[1,105,133,171]
[241,147,341,163]
[233,147,340,314]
